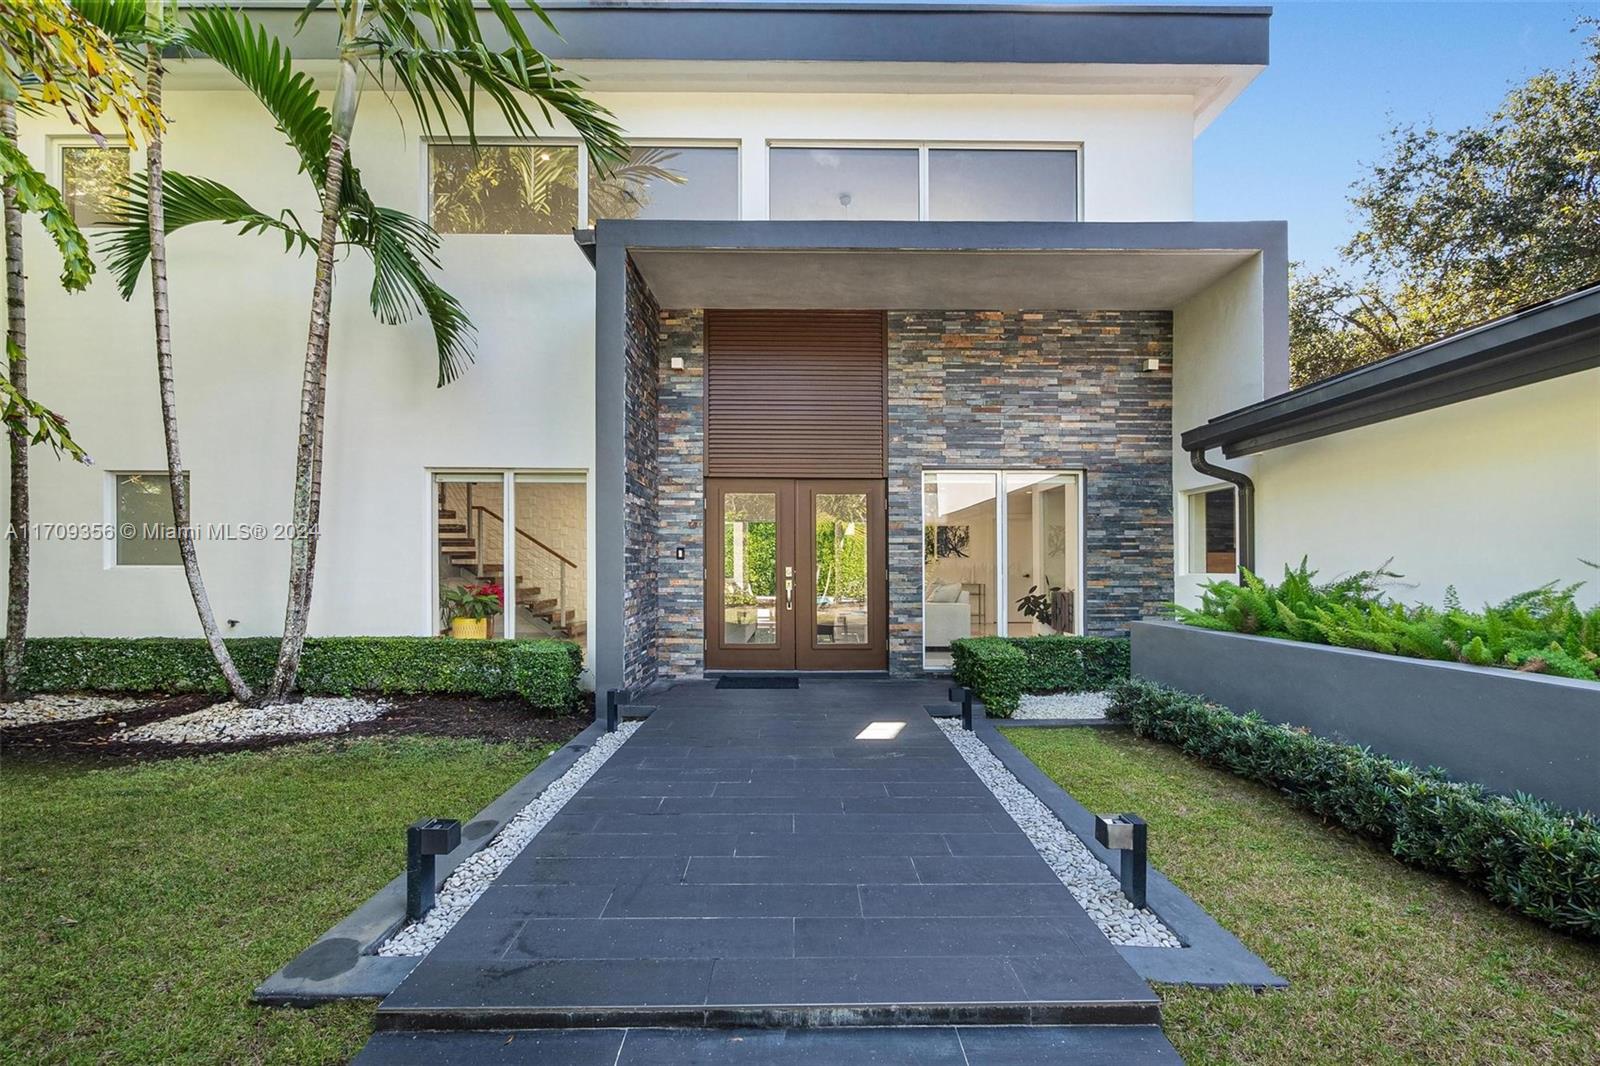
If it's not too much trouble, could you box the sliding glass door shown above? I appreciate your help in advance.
[922,470,1083,670]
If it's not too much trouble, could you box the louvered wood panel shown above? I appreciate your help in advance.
[705,310,887,478]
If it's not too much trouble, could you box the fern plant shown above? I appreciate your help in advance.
[1173,560,1600,682]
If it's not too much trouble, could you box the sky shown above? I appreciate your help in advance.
[1195,1,1600,272]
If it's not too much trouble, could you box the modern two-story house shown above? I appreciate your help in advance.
[14,2,1291,693]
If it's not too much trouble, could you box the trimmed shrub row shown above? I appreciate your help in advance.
[951,635,1130,716]
[1108,677,1600,939]
[21,637,583,710]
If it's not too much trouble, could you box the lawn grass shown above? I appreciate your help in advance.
[1,736,560,1065]
[1004,727,1600,1066]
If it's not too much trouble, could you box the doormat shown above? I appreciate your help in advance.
[716,676,800,690]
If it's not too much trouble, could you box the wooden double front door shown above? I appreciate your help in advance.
[706,478,887,672]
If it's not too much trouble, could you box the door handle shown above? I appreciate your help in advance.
[784,565,794,611]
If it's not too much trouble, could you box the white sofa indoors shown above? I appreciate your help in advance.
[924,582,972,648]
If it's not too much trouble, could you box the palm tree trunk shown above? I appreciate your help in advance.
[144,43,254,703]
[2,101,28,699]
[268,38,361,701]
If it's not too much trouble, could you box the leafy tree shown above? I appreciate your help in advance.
[0,0,160,697]
[1291,22,1600,387]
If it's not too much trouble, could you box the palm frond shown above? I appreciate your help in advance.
[71,0,152,41]
[345,201,475,385]
[184,6,334,187]
[98,170,316,298]
[0,138,94,290]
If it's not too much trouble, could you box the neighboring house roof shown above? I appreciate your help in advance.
[1182,282,1600,458]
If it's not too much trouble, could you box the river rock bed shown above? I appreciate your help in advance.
[114,697,390,744]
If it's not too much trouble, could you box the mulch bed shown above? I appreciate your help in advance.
[0,693,588,764]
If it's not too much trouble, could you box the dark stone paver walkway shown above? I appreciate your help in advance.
[371,680,1173,1059]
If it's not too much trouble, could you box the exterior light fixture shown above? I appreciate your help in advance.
[406,817,462,921]
[1141,357,1162,372]
[670,356,685,370]
[856,721,905,740]
[1093,812,1148,908]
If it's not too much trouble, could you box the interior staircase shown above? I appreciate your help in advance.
[438,507,584,641]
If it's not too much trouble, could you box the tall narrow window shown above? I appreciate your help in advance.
[814,492,870,645]
[922,472,999,669]
[768,147,918,221]
[588,145,737,223]
[1003,473,1080,636]
[723,492,778,646]
[1187,488,1237,575]
[436,476,508,638]
[60,144,129,227]
[429,143,579,234]
[112,473,188,566]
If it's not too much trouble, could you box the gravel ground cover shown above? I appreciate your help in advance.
[379,722,642,957]
[114,697,391,745]
[936,718,1178,947]
[1013,690,1114,720]
[0,694,158,729]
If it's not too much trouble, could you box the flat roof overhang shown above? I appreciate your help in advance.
[213,3,1270,126]
[578,219,1286,310]
[1182,283,1600,458]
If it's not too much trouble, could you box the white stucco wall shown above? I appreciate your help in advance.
[1171,256,1267,604]
[6,80,1199,641]
[1253,369,1600,610]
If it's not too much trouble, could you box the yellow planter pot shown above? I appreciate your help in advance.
[450,617,490,640]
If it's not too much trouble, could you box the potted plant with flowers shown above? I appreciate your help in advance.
[441,582,504,639]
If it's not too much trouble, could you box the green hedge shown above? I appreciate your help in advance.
[21,637,583,710]
[951,635,1131,717]
[1107,677,1600,939]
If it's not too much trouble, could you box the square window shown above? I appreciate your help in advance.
[428,144,579,234]
[588,145,737,223]
[113,473,187,566]
[1187,488,1237,575]
[60,144,130,227]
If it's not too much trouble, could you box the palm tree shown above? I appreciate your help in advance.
[103,1,626,700]
[0,0,158,697]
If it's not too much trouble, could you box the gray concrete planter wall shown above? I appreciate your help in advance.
[1130,620,1600,814]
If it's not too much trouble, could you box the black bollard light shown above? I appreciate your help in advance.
[406,817,462,921]
[960,687,974,731]
[1093,812,1148,909]
[605,688,622,733]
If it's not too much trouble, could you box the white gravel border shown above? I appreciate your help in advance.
[114,696,390,744]
[0,694,155,729]
[1013,690,1113,720]
[937,719,1179,947]
[379,722,641,957]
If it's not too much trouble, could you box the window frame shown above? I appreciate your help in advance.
[1179,484,1239,577]
[104,471,189,570]
[423,138,742,234]
[426,468,588,639]
[919,467,1087,671]
[52,136,133,229]
[767,140,1083,222]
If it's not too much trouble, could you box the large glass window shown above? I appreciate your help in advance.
[723,492,778,646]
[814,492,870,645]
[434,472,587,650]
[769,147,919,221]
[1186,487,1237,576]
[928,148,1077,222]
[112,473,187,566]
[60,144,129,227]
[588,145,738,223]
[429,143,579,234]
[922,470,1082,669]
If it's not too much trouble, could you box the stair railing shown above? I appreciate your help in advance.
[465,502,578,635]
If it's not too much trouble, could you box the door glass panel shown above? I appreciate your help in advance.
[514,476,587,656]
[436,476,507,638]
[724,493,778,645]
[1004,473,1079,636]
[922,472,999,669]
[814,493,869,645]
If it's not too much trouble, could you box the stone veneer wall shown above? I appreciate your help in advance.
[886,310,1174,676]
[656,310,707,679]
[621,258,661,691]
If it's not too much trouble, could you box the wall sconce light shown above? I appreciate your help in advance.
[1141,357,1162,373]
[670,356,685,370]
[406,817,462,921]
[1093,812,1148,908]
